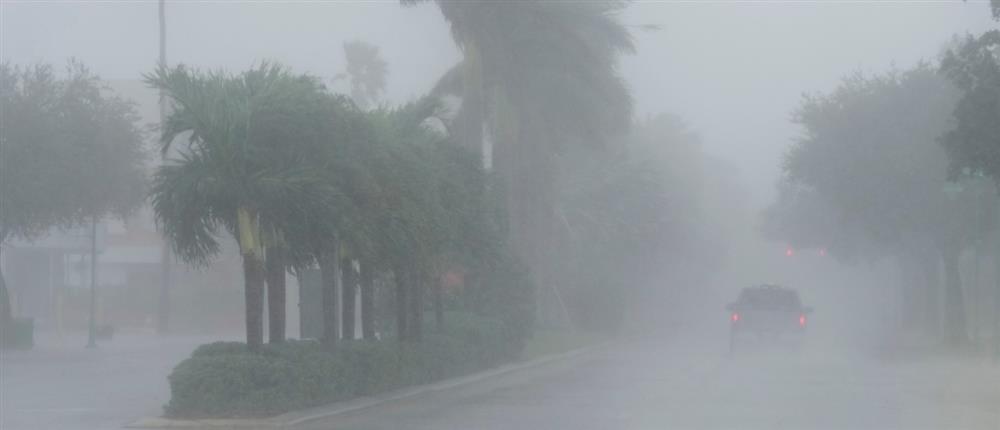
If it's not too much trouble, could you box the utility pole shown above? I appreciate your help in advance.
[995,198,1000,364]
[86,217,99,348]
[155,0,171,335]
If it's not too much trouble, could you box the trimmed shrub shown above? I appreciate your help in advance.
[165,314,527,418]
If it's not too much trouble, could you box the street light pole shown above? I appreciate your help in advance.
[995,196,1000,364]
[155,0,172,335]
[86,216,98,348]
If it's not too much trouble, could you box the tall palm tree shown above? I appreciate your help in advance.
[146,63,340,349]
[338,40,388,110]
[408,0,635,325]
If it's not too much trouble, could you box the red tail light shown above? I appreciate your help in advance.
[731,313,740,322]
[799,314,806,327]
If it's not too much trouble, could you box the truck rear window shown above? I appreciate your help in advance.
[738,289,801,309]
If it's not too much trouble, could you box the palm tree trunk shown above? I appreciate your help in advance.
[921,250,941,337]
[341,256,356,340]
[0,244,12,340]
[942,247,969,346]
[265,246,286,343]
[319,251,340,348]
[490,90,543,327]
[360,261,375,340]
[409,267,423,342]
[465,271,481,313]
[460,44,486,159]
[897,252,921,333]
[434,272,444,331]
[242,254,265,350]
[236,208,265,349]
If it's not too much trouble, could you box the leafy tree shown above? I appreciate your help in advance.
[146,63,342,349]
[940,30,1000,183]
[0,61,146,331]
[761,180,882,263]
[779,65,984,344]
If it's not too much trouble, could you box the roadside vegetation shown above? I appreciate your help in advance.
[763,28,1000,351]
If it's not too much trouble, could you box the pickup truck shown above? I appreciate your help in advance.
[727,284,813,352]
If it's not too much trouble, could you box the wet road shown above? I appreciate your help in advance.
[302,338,1000,430]
[2,332,998,430]
[0,333,223,430]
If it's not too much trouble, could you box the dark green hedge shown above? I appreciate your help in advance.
[165,313,526,418]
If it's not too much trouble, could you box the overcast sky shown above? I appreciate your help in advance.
[2,0,997,206]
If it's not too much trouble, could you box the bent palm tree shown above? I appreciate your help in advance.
[409,0,635,325]
[146,63,339,349]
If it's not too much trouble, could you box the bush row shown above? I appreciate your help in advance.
[165,313,526,418]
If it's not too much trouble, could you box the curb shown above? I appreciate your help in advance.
[125,417,283,430]
[125,341,610,429]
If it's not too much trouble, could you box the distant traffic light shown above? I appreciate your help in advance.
[785,247,794,257]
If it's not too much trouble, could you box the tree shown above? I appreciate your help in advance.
[362,99,454,341]
[409,0,635,325]
[940,31,1000,184]
[940,29,1000,352]
[761,181,883,264]
[778,65,984,344]
[553,114,714,331]
[0,61,147,333]
[337,40,388,110]
[146,63,342,349]
[277,93,367,348]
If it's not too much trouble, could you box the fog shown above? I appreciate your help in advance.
[2,1,999,429]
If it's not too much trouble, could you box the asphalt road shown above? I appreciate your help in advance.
[2,332,998,430]
[301,338,1000,430]
[0,333,222,430]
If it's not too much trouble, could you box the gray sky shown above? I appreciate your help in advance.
[2,0,997,206]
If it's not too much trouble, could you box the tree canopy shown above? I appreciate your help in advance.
[769,65,990,343]
[0,60,147,328]
[0,61,147,244]
[338,40,388,110]
[940,30,1000,185]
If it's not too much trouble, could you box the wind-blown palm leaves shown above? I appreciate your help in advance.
[362,98,498,339]
[408,0,635,325]
[146,63,346,348]
[147,54,523,348]
[420,0,634,152]
[339,40,388,110]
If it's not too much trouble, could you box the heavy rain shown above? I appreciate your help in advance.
[1,1,999,429]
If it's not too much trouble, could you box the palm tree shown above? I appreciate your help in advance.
[338,40,389,110]
[407,0,635,325]
[354,98,457,341]
[146,63,340,349]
